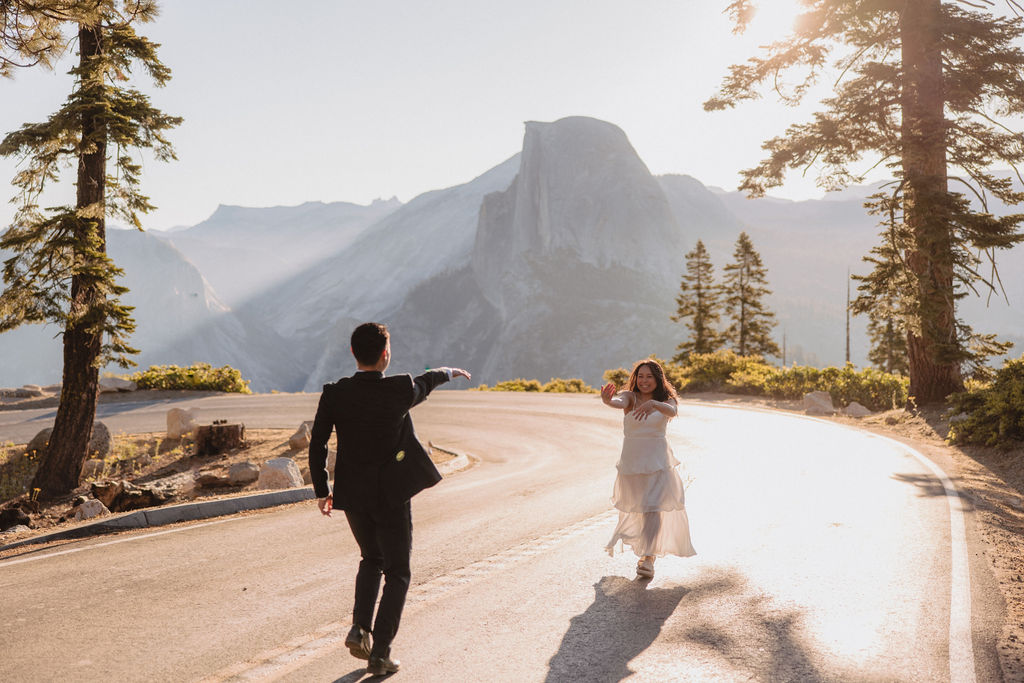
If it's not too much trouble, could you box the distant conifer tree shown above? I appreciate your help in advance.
[671,240,724,361]
[721,232,780,357]
[867,310,910,376]
[852,228,911,374]
[707,1,1024,403]
[0,1,181,497]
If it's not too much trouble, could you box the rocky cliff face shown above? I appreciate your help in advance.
[474,117,684,316]
[444,117,688,384]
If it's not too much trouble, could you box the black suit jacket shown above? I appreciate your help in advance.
[308,369,449,510]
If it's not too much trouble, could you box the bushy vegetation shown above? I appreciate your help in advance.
[474,378,596,393]
[127,363,252,394]
[602,368,630,388]
[602,350,908,412]
[947,357,1024,448]
[540,378,596,393]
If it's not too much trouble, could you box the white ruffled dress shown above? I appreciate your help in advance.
[605,407,696,558]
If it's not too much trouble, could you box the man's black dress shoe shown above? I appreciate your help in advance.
[344,624,371,660]
[366,652,401,676]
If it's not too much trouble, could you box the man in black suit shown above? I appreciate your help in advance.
[308,322,469,676]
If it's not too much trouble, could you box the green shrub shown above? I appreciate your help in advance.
[672,350,768,393]
[476,378,543,392]
[764,365,821,399]
[725,362,780,396]
[542,378,597,393]
[603,367,629,388]
[128,363,252,394]
[948,357,1024,448]
[819,365,908,411]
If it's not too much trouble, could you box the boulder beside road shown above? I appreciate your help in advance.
[258,458,303,490]
[166,408,198,440]
[99,377,137,393]
[803,391,836,416]
[25,422,111,459]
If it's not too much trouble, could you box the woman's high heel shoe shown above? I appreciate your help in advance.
[636,556,655,578]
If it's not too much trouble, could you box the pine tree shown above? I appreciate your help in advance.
[721,232,780,357]
[853,222,911,374]
[1,1,181,497]
[867,309,910,375]
[671,239,724,361]
[706,1,1024,404]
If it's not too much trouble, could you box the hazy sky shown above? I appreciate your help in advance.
[1,0,837,231]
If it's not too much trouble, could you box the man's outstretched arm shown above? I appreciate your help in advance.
[410,367,471,408]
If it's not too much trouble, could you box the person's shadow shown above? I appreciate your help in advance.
[545,575,688,682]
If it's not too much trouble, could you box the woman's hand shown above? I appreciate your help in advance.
[632,400,658,421]
[601,382,617,405]
[632,399,678,420]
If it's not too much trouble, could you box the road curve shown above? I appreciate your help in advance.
[0,393,1002,681]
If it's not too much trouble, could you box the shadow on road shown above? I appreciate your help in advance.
[890,472,971,501]
[330,666,377,682]
[547,569,834,682]
[669,570,830,682]
[545,574,687,682]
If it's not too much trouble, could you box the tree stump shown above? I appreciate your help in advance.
[195,422,246,456]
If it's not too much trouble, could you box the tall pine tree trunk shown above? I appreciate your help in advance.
[900,0,962,404]
[30,24,106,498]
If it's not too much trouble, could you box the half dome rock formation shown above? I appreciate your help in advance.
[474,117,685,315]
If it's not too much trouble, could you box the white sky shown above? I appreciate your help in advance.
[1,0,841,232]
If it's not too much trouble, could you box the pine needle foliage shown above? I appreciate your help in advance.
[0,1,180,497]
[866,308,910,375]
[707,0,1024,404]
[671,240,725,361]
[721,232,780,357]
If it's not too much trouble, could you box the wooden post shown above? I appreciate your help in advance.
[195,422,246,456]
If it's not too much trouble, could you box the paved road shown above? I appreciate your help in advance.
[0,393,1003,681]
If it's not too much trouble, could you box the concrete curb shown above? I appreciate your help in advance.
[0,487,315,551]
[431,442,476,475]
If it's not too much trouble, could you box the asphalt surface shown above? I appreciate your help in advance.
[0,392,1004,682]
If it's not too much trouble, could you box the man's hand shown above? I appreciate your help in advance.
[450,368,471,381]
[317,495,333,517]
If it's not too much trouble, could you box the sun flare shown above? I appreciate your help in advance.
[746,0,808,42]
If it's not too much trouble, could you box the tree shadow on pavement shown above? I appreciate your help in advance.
[545,574,688,682]
[890,472,971,501]
[549,568,834,682]
[668,570,831,683]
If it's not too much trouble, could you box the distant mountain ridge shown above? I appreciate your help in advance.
[2,115,1021,391]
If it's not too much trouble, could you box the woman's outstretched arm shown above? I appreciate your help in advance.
[601,383,633,410]
[632,398,678,420]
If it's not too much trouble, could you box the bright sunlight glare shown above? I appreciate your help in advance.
[744,0,807,45]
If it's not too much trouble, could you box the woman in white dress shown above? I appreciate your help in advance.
[602,359,695,579]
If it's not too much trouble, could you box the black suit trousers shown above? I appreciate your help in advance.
[344,501,412,655]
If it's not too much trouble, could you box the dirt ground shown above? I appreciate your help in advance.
[1,392,1021,679]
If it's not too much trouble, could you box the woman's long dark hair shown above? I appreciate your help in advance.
[626,359,678,403]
